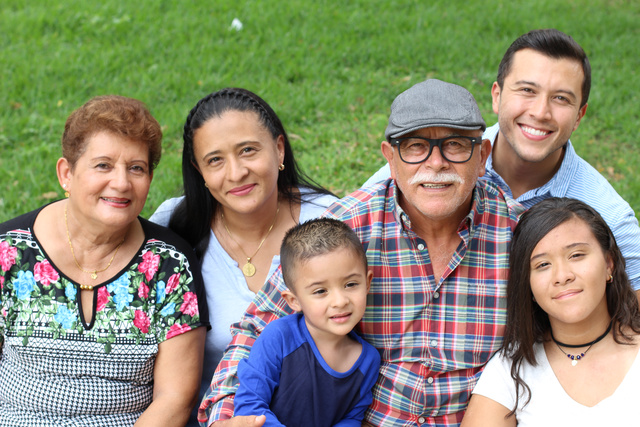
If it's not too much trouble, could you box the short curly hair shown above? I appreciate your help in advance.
[62,95,162,171]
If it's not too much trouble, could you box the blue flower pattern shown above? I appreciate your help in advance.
[160,302,175,317]
[156,280,166,304]
[65,283,77,300]
[107,272,133,311]
[54,305,77,329]
[15,271,36,300]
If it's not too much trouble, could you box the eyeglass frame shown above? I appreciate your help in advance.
[388,135,483,164]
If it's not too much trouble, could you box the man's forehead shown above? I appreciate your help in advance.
[508,49,584,84]
[404,126,482,138]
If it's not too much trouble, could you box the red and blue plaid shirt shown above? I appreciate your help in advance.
[199,179,522,426]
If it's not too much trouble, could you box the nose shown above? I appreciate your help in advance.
[529,96,552,121]
[111,166,132,191]
[226,157,248,182]
[331,289,350,308]
[552,261,575,286]
[422,144,449,171]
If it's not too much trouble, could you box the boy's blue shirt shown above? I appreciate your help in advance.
[235,312,381,427]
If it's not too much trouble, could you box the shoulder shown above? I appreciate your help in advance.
[325,180,391,222]
[140,217,199,262]
[257,313,305,349]
[353,333,381,366]
[473,180,524,226]
[564,150,635,215]
[148,196,184,226]
[299,187,339,221]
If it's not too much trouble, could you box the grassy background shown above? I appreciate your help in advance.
[1,0,639,222]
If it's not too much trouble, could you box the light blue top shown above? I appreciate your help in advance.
[362,122,640,290]
[149,188,337,427]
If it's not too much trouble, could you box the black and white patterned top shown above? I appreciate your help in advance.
[0,206,209,426]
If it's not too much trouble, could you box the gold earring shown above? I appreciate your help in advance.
[204,182,209,189]
[279,163,285,171]
[607,274,613,283]
[63,184,69,198]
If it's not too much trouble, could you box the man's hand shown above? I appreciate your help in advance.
[212,415,266,427]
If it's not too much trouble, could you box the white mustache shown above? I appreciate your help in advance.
[409,171,463,185]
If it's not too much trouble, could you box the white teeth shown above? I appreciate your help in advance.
[421,184,448,188]
[521,125,549,136]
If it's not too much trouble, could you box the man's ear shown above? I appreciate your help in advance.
[491,81,501,115]
[572,103,588,132]
[282,289,302,312]
[477,138,492,178]
[381,140,396,180]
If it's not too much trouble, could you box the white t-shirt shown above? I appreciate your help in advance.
[472,342,640,426]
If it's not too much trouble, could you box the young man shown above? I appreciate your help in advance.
[233,218,379,427]
[364,29,640,294]
[200,79,521,426]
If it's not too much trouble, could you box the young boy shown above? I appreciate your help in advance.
[234,218,380,427]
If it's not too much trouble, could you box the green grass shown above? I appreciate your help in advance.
[1,0,639,221]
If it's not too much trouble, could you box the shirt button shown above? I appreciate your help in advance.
[427,376,434,384]
[433,291,440,299]
[418,417,426,424]
[430,340,437,347]
[417,243,425,251]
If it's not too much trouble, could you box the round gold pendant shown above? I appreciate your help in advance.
[242,262,256,277]
[90,272,98,280]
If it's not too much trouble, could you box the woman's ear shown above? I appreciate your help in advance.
[56,157,72,190]
[282,289,302,312]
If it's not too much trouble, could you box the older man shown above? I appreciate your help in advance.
[364,29,640,295]
[200,79,522,426]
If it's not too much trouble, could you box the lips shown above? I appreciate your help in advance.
[330,313,352,324]
[228,184,255,196]
[553,289,582,300]
[519,124,552,138]
[420,183,451,189]
[101,197,131,207]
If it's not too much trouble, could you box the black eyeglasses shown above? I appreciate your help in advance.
[389,135,482,164]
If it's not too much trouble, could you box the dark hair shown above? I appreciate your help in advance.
[496,29,591,108]
[280,218,367,291]
[62,95,162,171]
[503,197,640,414]
[168,88,334,258]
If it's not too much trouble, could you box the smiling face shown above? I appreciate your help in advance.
[58,131,152,230]
[492,49,588,168]
[191,110,284,217]
[282,247,372,343]
[381,126,490,226]
[529,217,613,329]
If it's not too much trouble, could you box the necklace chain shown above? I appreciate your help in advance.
[221,203,280,278]
[64,204,125,289]
[551,320,613,366]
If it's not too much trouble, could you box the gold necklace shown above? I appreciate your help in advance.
[221,203,280,277]
[64,204,125,287]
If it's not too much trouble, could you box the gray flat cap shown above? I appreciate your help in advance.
[385,79,486,141]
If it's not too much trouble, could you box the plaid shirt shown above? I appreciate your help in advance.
[199,179,522,426]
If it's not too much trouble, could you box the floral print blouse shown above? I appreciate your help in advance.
[0,207,209,426]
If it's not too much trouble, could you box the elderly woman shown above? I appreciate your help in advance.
[0,95,208,426]
[150,88,336,426]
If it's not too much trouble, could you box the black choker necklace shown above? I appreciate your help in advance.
[550,320,613,366]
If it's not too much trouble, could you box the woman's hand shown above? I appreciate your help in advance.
[134,327,207,426]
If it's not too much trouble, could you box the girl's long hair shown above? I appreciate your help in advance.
[503,197,640,414]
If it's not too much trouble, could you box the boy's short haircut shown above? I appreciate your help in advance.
[280,218,367,290]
